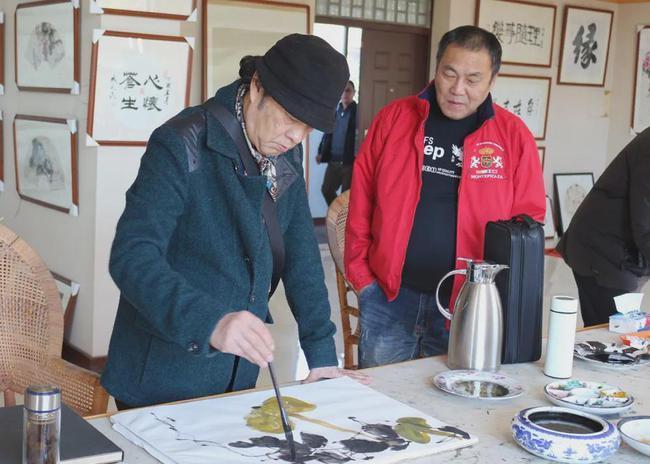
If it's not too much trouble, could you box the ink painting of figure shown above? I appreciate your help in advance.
[16,0,79,93]
[14,115,78,215]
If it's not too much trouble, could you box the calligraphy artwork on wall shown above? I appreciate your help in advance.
[51,271,79,335]
[491,74,551,140]
[13,115,79,215]
[632,26,650,134]
[557,6,613,87]
[553,172,594,235]
[87,30,193,146]
[111,376,476,464]
[15,0,80,94]
[91,0,196,20]
[203,0,310,100]
[476,0,556,68]
[0,11,5,95]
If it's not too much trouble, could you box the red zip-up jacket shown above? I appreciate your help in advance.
[345,87,546,310]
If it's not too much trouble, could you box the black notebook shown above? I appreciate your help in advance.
[0,404,123,464]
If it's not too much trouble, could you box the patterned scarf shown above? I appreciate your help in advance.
[235,84,278,201]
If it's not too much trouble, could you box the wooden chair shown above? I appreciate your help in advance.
[0,224,109,417]
[326,190,360,369]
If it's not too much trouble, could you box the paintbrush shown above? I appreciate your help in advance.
[268,362,297,462]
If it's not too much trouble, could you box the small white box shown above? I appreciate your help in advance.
[609,311,647,333]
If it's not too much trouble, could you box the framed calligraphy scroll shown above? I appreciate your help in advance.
[202,0,310,100]
[91,0,196,21]
[557,6,613,87]
[15,0,80,94]
[13,115,79,215]
[476,0,556,68]
[632,26,650,134]
[491,74,551,140]
[87,31,193,146]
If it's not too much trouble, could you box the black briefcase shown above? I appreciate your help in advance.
[484,214,544,364]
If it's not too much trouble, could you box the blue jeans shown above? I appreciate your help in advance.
[358,283,450,368]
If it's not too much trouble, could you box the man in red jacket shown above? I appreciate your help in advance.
[345,25,545,368]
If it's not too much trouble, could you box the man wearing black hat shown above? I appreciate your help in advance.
[102,34,368,409]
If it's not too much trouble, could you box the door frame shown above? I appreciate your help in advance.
[315,16,431,146]
[315,15,431,37]
[314,16,431,78]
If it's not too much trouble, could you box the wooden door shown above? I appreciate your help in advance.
[359,28,429,144]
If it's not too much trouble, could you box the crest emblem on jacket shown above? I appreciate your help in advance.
[469,143,507,180]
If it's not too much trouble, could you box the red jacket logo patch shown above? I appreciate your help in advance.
[469,143,507,180]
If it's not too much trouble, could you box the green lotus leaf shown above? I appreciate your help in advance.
[394,423,431,444]
[396,417,432,429]
[246,407,294,433]
[260,396,317,414]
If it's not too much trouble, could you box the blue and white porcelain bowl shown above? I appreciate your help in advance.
[512,406,620,463]
[617,416,650,456]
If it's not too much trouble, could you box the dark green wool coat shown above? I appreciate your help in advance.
[101,81,337,406]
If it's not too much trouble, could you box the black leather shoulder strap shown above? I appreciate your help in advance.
[202,99,285,298]
[166,110,206,172]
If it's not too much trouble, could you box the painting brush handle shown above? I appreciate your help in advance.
[268,362,297,461]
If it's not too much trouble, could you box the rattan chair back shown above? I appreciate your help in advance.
[325,191,360,369]
[0,224,108,416]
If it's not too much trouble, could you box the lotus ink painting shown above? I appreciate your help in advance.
[111,377,476,463]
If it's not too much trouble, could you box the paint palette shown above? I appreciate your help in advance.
[433,370,524,400]
[573,340,650,369]
[620,330,650,350]
[544,379,633,416]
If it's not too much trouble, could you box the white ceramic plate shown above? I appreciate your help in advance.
[544,380,633,416]
[433,370,524,400]
[617,416,650,456]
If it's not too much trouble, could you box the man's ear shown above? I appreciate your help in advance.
[489,73,498,91]
[249,75,267,109]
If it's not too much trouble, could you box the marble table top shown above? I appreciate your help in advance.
[87,327,649,463]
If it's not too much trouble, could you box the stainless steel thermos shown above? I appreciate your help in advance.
[436,258,508,372]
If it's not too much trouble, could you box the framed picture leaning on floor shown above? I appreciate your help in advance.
[553,172,594,235]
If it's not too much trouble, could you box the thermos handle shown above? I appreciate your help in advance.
[436,269,466,320]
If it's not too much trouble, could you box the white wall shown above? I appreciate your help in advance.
[0,0,102,355]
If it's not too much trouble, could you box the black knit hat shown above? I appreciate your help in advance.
[256,34,350,133]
